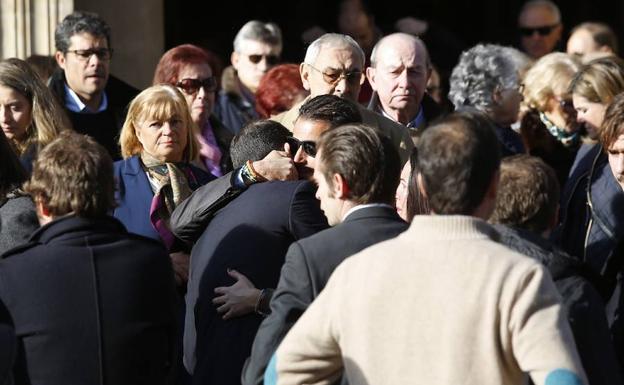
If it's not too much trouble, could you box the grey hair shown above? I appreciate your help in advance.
[369,33,431,68]
[55,11,111,53]
[449,44,524,113]
[233,20,283,53]
[303,33,365,67]
[519,0,561,24]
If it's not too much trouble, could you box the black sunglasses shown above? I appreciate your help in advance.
[286,136,317,157]
[176,77,217,94]
[519,24,559,37]
[248,54,280,65]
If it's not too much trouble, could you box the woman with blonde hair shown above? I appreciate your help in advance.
[113,84,214,286]
[520,52,582,185]
[0,58,70,172]
[554,56,624,284]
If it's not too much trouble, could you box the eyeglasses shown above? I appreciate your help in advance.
[286,136,317,157]
[247,54,280,65]
[558,98,576,113]
[176,77,217,94]
[307,64,363,86]
[518,24,559,37]
[66,48,113,61]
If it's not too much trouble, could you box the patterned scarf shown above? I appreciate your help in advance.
[141,152,193,250]
[539,112,580,148]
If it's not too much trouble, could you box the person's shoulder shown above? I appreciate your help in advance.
[105,74,139,106]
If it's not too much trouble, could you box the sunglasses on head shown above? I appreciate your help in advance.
[176,77,217,94]
[286,136,317,157]
[519,24,558,37]
[247,54,280,65]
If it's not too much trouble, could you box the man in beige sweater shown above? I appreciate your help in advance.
[270,111,587,385]
[272,33,413,165]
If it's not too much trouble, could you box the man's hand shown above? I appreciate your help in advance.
[252,146,298,181]
[170,251,190,286]
[213,269,261,320]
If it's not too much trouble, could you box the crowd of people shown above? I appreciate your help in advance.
[1,0,624,384]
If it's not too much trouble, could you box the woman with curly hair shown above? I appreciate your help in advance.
[0,58,70,173]
[449,44,529,157]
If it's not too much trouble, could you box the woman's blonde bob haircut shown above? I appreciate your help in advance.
[119,84,199,161]
[522,53,581,112]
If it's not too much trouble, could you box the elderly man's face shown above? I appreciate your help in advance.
[300,45,364,102]
[367,38,429,124]
[518,5,562,59]
[232,39,281,93]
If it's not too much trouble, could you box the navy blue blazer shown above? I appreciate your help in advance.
[113,156,214,243]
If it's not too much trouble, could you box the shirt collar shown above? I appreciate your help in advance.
[64,83,108,113]
[380,103,425,129]
[342,203,394,221]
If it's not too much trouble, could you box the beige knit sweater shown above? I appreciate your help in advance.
[274,216,587,385]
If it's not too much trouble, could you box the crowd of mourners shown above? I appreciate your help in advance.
[1,0,624,384]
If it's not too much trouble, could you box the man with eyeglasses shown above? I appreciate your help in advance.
[272,33,414,165]
[366,33,442,138]
[517,0,563,59]
[215,20,282,135]
[49,11,138,159]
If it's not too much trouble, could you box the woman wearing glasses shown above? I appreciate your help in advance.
[519,52,582,186]
[154,44,233,177]
[0,58,70,174]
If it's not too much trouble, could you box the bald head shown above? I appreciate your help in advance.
[366,33,431,125]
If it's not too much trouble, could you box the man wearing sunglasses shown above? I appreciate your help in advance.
[273,33,413,165]
[517,0,563,59]
[49,11,138,159]
[215,20,282,135]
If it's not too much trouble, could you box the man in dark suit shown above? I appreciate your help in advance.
[241,123,407,385]
[0,132,177,385]
[184,120,329,385]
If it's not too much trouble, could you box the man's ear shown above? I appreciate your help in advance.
[300,62,311,91]
[231,51,240,71]
[332,173,349,200]
[366,67,377,91]
[492,86,503,106]
[54,51,66,70]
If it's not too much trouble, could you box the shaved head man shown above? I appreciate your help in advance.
[367,33,432,129]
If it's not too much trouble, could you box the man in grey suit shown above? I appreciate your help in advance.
[241,123,407,385]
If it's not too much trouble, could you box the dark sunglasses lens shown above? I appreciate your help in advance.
[286,137,300,154]
[202,77,217,92]
[178,79,200,94]
[520,26,553,36]
[248,55,262,64]
[302,142,317,157]
[346,72,362,84]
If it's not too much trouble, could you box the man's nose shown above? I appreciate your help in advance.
[293,146,306,163]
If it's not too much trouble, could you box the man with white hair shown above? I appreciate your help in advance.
[215,20,282,134]
[517,0,563,59]
[366,32,441,136]
[273,33,413,164]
